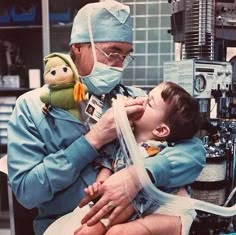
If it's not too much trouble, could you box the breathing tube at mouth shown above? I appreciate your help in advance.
[112,94,236,216]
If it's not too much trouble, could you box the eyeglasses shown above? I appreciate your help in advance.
[95,45,134,67]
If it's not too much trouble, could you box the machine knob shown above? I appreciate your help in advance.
[225,70,231,76]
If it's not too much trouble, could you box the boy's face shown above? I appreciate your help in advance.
[133,83,169,141]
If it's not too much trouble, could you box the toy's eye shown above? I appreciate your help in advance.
[51,70,56,76]
[63,67,68,73]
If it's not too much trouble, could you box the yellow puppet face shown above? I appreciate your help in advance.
[44,64,74,85]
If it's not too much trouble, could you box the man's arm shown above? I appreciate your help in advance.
[7,91,99,208]
[85,98,145,150]
[8,92,144,209]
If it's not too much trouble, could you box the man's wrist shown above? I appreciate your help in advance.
[127,166,142,192]
[85,131,103,150]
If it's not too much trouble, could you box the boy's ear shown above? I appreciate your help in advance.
[152,124,170,138]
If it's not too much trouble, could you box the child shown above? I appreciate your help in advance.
[74,81,205,235]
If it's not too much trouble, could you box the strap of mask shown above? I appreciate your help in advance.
[87,10,131,101]
[114,84,130,97]
[88,11,97,62]
[107,84,131,105]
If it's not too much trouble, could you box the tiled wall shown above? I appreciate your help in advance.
[120,0,175,87]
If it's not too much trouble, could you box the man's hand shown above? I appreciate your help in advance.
[79,166,142,227]
[85,98,145,150]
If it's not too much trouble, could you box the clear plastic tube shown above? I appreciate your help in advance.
[112,95,236,216]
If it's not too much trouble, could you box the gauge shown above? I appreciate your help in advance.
[194,74,207,92]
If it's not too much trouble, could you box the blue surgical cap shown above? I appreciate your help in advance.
[70,0,133,45]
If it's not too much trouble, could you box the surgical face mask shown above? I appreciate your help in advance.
[79,9,125,96]
[81,61,123,96]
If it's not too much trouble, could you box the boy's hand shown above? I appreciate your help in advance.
[84,182,103,197]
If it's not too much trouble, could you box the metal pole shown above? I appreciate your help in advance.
[41,0,50,57]
[232,139,236,194]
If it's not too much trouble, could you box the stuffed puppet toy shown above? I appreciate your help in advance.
[40,53,87,119]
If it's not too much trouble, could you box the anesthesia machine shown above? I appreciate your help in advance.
[165,0,236,234]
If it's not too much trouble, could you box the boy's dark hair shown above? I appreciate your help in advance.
[161,81,203,142]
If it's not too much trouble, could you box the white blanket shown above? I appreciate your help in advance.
[44,205,91,235]
[44,203,196,235]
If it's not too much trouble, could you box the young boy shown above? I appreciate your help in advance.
[74,81,205,235]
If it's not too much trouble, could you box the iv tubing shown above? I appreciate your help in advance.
[112,95,236,216]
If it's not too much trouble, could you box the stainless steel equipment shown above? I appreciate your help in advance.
[170,0,236,60]
[164,59,236,233]
[168,0,236,233]
[184,0,215,60]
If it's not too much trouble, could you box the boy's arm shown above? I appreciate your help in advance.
[144,137,206,188]
[96,168,112,184]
